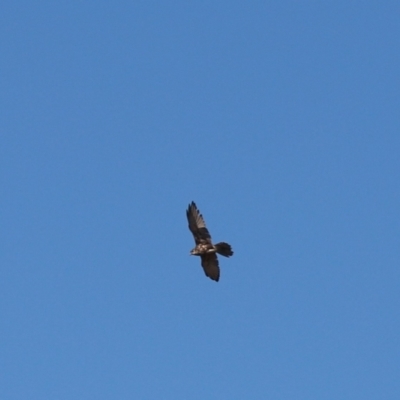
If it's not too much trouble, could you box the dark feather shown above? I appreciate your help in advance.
[200,253,220,282]
[215,242,234,257]
[186,201,212,244]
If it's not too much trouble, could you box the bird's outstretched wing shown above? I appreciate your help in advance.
[186,201,212,244]
[200,253,220,282]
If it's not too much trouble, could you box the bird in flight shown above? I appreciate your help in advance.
[186,201,233,282]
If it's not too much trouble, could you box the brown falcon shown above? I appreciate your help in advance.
[186,201,233,282]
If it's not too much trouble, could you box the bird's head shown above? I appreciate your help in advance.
[190,248,199,256]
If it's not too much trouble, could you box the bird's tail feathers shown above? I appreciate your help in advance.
[215,242,233,257]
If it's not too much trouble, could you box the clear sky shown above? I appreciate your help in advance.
[1,2,399,399]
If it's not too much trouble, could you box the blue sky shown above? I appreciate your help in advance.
[1,2,399,399]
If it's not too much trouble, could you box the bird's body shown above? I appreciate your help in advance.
[186,201,233,281]
[190,243,216,255]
